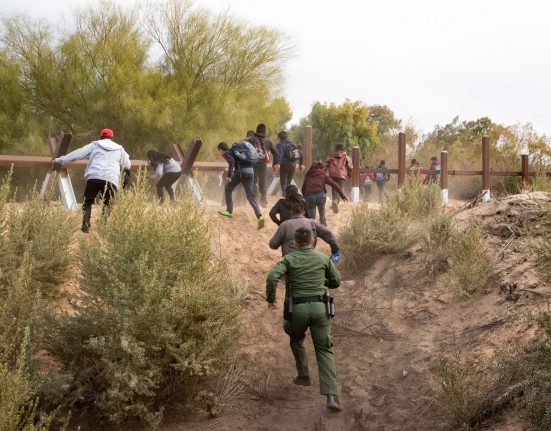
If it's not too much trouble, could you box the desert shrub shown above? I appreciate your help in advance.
[0,329,57,431]
[433,355,496,429]
[0,188,78,301]
[0,173,76,364]
[48,172,244,427]
[449,223,492,297]
[385,176,443,220]
[527,173,551,193]
[421,212,456,278]
[340,202,418,271]
[534,203,551,281]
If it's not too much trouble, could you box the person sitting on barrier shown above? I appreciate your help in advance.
[302,161,347,226]
[146,150,182,204]
[269,195,340,263]
[217,141,265,229]
[269,184,309,226]
[52,128,131,233]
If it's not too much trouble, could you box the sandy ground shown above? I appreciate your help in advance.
[159,192,551,431]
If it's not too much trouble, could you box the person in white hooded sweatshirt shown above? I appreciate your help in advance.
[52,128,131,232]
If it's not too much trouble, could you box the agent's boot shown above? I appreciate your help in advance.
[326,394,342,412]
[293,375,313,386]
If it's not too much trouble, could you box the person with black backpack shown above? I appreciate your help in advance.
[251,124,280,208]
[217,140,265,229]
[276,130,304,193]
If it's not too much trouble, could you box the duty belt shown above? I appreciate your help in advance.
[292,295,324,304]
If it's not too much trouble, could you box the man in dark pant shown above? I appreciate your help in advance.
[224,170,262,218]
[82,179,117,229]
[53,128,131,233]
[217,141,265,229]
[279,163,296,192]
[305,193,327,226]
[251,124,279,207]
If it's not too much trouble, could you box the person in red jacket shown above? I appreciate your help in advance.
[302,161,347,226]
[325,143,353,214]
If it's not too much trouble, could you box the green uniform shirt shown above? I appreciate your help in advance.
[266,245,340,303]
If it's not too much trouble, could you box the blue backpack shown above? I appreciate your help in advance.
[232,140,260,165]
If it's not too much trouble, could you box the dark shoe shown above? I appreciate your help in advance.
[81,224,90,233]
[293,375,313,386]
[326,395,342,412]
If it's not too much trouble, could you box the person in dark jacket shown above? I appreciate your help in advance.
[302,161,347,225]
[325,143,353,214]
[252,123,280,207]
[269,184,309,226]
[217,141,265,229]
[276,131,304,192]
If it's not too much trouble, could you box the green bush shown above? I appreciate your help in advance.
[385,176,443,220]
[48,172,244,427]
[449,224,492,297]
[433,355,494,429]
[340,202,418,271]
[527,173,551,193]
[0,188,78,301]
[421,212,456,278]
[0,173,77,365]
[0,329,56,431]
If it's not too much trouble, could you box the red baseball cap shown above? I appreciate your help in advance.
[100,128,114,138]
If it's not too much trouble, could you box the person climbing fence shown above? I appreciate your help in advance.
[52,128,131,233]
[146,150,182,204]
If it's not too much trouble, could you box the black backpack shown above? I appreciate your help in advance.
[283,141,301,162]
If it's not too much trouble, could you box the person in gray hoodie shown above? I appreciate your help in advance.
[52,128,131,232]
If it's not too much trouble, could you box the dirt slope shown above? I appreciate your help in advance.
[169,193,551,431]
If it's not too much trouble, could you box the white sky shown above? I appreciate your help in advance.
[2,0,551,137]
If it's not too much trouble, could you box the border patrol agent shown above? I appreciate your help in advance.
[266,227,343,411]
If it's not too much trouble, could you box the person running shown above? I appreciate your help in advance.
[269,200,340,263]
[146,150,182,204]
[217,141,265,229]
[252,123,280,207]
[52,128,131,233]
[302,161,347,226]
[269,184,309,226]
[375,160,390,203]
[276,130,304,192]
[360,166,374,201]
[424,156,441,184]
[325,143,353,214]
[266,227,343,412]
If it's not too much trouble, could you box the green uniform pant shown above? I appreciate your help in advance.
[283,301,337,395]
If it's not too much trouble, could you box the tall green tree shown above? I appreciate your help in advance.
[0,0,293,157]
[305,99,378,160]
